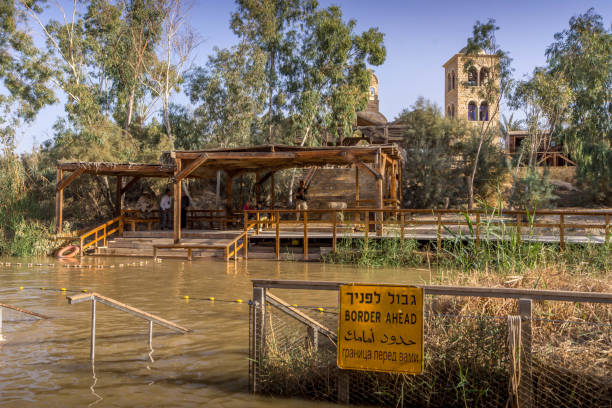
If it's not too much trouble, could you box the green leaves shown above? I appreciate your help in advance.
[545,9,612,199]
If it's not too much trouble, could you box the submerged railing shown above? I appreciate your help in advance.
[67,292,191,361]
[0,302,49,341]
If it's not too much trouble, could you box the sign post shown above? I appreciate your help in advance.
[337,284,424,374]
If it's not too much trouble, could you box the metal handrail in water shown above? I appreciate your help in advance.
[67,292,191,361]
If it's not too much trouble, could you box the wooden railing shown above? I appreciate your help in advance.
[121,209,241,230]
[153,220,257,261]
[78,216,123,253]
[245,208,612,259]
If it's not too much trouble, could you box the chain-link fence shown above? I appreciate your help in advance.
[249,284,611,408]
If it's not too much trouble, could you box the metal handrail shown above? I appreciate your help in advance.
[67,292,191,361]
[0,302,48,341]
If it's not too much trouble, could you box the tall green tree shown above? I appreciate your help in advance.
[286,5,385,146]
[231,0,317,143]
[186,43,267,148]
[462,19,513,209]
[545,9,612,200]
[0,0,56,150]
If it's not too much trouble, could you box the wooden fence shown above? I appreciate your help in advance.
[245,208,612,259]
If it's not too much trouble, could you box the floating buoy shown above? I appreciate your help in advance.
[292,304,298,307]
[236,299,243,303]
[82,289,88,293]
[57,245,80,258]
[316,307,324,312]
[61,288,67,291]
[183,295,189,299]
[19,286,23,290]
[208,297,215,301]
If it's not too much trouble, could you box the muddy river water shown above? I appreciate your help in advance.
[0,257,426,407]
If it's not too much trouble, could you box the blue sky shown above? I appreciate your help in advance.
[17,0,612,152]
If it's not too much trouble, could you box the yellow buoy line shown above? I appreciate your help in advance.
[0,261,149,269]
[3,283,337,314]
[181,295,338,313]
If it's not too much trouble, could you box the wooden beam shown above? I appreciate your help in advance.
[115,176,123,217]
[173,159,182,243]
[174,151,295,160]
[226,172,233,211]
[56,168,85,191]
[56,168,63,234]
[120,176,141,195]
[342,151,381,180]
[355,166,359,204]
[173,153,208,181]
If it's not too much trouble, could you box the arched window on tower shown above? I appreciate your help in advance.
[369,87,375,98]
[479,102,489,121]
[467,67,478,86]
[452,71,456,89]
[447,73,451,91]
[451,104,455,118]
[480,68,489,86]
[447,106,452,117]
[468,101,477,121]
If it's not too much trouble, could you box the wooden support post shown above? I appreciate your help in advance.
[338,371,350,404]
[332,211,337,253]
[303,211,308,261]
[516,214,522,245]
[173,159,182,243]
[306,326,318,351]
[476,213,480,248]
[606,215,610,245]
[400,213,405,242]
[390,161,397,208]
[355,166,359,206]
[270,173,275,209]
[251,287,266,393]
[559,214,565,250]
[56,168,64,234]
[115,176,123,217]
[398,160,403,206]
[244,232,248,260]
[275,212,280,260]
[375,151,384,237]
[518,299,533,408]
[437,213,442,252]
[256,212,260,235]
[90,299,96,362]
[226,173,233,212]
[364,210,369,246]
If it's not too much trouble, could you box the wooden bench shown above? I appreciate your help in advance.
[153,244,226,261]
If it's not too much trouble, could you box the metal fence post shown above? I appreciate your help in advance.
[437,213,442,252]
[252,287,266,393]
[338,371,350,404]
[307,326,318,351]
[0,307,4,342]
[559,214,565,250]
[91,299,97,362]
[518,298,533,408]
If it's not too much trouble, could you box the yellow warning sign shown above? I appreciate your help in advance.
[337,284,424,374]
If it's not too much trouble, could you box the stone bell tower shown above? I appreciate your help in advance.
[443,48,499,125]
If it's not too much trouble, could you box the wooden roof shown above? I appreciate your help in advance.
[167,144,401,178]
[58,144,402,179]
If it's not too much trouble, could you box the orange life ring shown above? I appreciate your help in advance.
[57,245,80,258]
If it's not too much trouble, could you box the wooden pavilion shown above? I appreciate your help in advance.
[56,144,403,243]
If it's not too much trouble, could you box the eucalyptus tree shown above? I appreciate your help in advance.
[545,9,612,200]
[462,19,513,209]
[0,0,56,151]
[231,0,317,144]
[186,43,267,149]
[286,5,386,147]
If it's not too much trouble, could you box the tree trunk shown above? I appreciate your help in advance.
[124,86,136,131]
[268,51,275,144]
